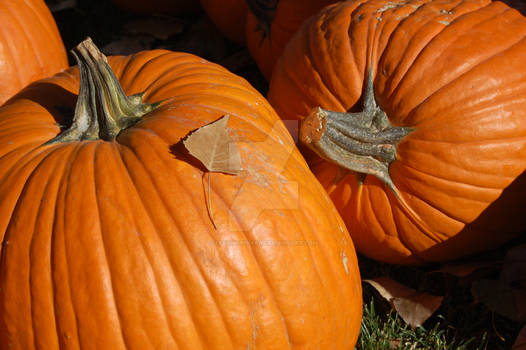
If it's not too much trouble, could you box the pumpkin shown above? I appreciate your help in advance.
[200,0,248,45]
[268,0,526,264]
[245,0,340,80]
[0,0,68,105]
[200,0,338,79]
[0,38,362,349]
[111,0,200,15]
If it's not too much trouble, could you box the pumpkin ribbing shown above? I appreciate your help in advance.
[268,0,526,264]
[0,39,362,349]
[0,0,68,105]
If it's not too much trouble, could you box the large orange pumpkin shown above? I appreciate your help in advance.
[0,0,68,105]
[0,38,362,349]
[201,0,339,79]
[245,0,340,80]
[200,0,248,44]
[268,0,526,264]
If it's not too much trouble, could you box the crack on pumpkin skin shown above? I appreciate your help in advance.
[46,38,160,144]
[299,71,414,195]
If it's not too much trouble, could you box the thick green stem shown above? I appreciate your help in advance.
[47,37,159,144]
[300,73,414,192]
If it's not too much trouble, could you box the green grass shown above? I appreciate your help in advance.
[357,301,488,350]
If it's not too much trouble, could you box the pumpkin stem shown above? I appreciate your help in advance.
[246,0,278,41]
[47,37,159,144]
[299,72,414,192]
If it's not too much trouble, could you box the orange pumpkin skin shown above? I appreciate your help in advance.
[111,0,200,15]
[268,0,526,264]
[0,49,362,348]
[0,0,68,105]
[245,0,339,80]
[200,0,248,44]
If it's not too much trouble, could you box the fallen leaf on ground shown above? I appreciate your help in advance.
[102,36,156,56]
[472,279,526,322]
[183,115,242,175]
[435,260,501,278]
[125,18,184,40]
[470,244,526,322]
[364,277,444,328]
[501,244,526,286]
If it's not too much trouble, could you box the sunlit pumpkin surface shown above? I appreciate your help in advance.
[0,0,68,105]
[0,48,362,349]
[269,0,526,264]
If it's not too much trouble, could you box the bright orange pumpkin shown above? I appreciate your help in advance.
[245,0,339,80]
[268,0,526,264]
[0,38,362,349]
[0,0,68,105]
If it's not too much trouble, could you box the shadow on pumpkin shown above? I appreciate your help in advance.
[500,0,526,16]
[169,138,209,173]
[4,82,77,130]
[420,169,526,262]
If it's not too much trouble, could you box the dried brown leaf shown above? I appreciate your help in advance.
[183,115,241,175]
[102,36,156,56]
[512,325,526,350]
[125,18,183,40]
[502,244,526,285]
[364,277,444,328]
[435,260,500,278]
[472,279,526,322]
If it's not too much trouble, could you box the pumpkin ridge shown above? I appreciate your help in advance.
[0,145,59,232]
[105,143,181,348]
[214,192,297,347]
[292,206,355,343]
[2,2,24,88]
[116,50,174,89]
[396,155,508,193]
[0,143,80,348]
[126,52,232,95]
[50,143,85,348]
[406,75,526,129]
[384,188,433,263]
[21,1,58,71]
[115,145,202,349]
[29,145,80,349]
[290,38,346,113]
[204,175,294,347]
[116,139,208,349]
[407,16,526,109]
[385,2,523,121]
[88,141,132,348]
[393,171,474,227]
[377,0,487,104]
[377,183,427,262]
[124,132,239,348]
[311,4,359,109]
[198,142,350,346]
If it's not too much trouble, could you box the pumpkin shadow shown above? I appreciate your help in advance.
[500,0,526,16]
[5,82,77,128]
[169,138,208,173]
[420,169,526,262]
